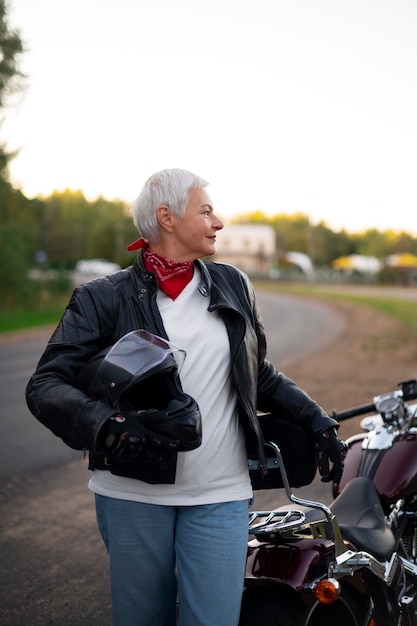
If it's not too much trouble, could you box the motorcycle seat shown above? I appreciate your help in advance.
[330,476,395,561]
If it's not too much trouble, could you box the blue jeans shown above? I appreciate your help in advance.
[95,495,250,626]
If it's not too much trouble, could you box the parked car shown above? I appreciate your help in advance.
[75,259,121,276]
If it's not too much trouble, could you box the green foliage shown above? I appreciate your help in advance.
[0,181,138,309]
[232,211,417,268]
[0,0,24,173]
[0,0,24,105]
[0,223,32,308]
[1,178,417,312]
[38,189,138,268]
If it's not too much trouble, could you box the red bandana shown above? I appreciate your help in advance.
[126,238,193,300]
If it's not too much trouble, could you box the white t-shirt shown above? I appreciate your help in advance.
[88,268,253,505]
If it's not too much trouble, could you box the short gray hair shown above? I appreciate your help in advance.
[132,168,209,242]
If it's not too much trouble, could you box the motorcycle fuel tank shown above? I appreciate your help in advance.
[334,429,417,504]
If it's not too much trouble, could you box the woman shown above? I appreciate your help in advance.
[26,168,342,626]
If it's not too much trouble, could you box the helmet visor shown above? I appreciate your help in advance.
[80,329,185,404]
[105,329,185,375]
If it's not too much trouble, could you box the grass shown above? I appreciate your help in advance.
[1,282,416,339]
[254,281,417,342]
[0,290,71,333]
[0,308,65,333]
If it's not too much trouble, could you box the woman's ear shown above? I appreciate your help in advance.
[156,205,174,233]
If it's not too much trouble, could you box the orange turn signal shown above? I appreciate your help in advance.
[315,578,340,604]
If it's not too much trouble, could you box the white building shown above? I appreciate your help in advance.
[214,224,276,274]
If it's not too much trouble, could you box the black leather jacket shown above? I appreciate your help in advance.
[26,253,337,478]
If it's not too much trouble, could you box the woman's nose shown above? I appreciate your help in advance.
[213,214,224,230]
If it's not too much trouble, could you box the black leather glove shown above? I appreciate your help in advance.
[99,411,181,462]
[315,427,345,484]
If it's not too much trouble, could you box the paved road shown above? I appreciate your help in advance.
[0,292,344,481]
[0,332,82,480]
[0,292,344,625]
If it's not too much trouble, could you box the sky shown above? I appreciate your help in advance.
[3,0,417,234]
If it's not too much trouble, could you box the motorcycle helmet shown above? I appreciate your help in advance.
[78,329,202,452]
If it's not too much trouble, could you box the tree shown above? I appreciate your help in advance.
[0,177,36,308]
[0,0,24,173]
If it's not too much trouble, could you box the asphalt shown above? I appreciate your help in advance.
[0,452,333,625]
[5,286,402,624]
[0,458,112,626]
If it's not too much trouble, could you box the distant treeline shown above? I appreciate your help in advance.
[1,178,417,308]
[231,210,417,268]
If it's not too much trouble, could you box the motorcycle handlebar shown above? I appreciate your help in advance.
[330,403,376,422]
[330,379,417,423]
[401,378,417,401]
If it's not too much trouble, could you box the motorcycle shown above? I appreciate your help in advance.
[239,378,417,626]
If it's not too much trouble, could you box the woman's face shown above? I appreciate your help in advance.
[170,187,224,261]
